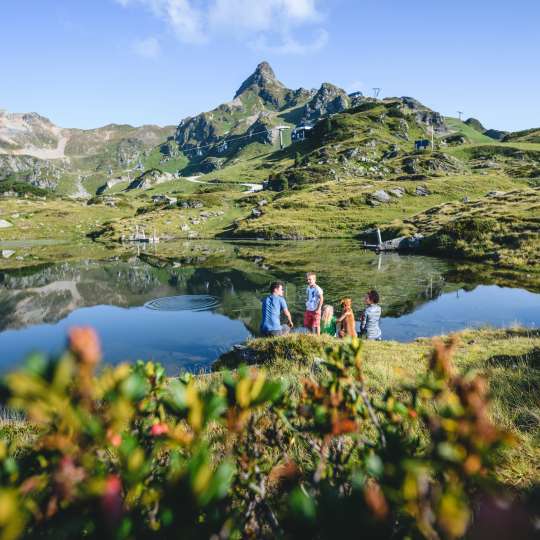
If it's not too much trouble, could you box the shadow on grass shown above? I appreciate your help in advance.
[485,346,540,369]
[482,344,540,435]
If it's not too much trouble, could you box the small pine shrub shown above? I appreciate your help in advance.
[442,216,497,242]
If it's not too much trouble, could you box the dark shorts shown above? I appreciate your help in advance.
[262,324,291,337]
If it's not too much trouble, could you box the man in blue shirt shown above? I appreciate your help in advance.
[260,281,294,336]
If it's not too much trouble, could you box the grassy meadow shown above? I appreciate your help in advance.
[212,328,540,487]
[2,328,538,489]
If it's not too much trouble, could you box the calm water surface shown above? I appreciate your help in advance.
[1,240,538,374]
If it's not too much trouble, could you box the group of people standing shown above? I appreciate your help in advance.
[260,272,382,340]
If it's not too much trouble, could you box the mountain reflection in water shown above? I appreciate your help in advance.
[0,240,538,373]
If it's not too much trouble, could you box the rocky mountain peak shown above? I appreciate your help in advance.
[255,61,276,78]
[301,82,350,123]
[234,61,285,100]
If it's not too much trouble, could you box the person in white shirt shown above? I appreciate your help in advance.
[304,272,323,335]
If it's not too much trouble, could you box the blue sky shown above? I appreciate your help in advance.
[1,0,539,131]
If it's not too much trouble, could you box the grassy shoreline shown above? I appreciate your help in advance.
[216,328,540,487]
[2,327,539,487]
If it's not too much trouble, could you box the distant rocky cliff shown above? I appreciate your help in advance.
[173,62,351,161]
[0,62,518,196]
[0,109,174,193]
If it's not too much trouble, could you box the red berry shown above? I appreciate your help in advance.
[150,423,169,436]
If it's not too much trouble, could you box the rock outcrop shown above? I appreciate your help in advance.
[0,111,63,155]
[234,61,287,107]
[174,63,349,160]
[484,129,508,141]
[301,83,350,123]
[96,175,130,195]
[127,169,174,190]
[0,154,60,189]
[399,97,447,133]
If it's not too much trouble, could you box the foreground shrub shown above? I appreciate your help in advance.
[0,328,537,539]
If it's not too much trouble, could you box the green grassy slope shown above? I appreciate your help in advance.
[444,117,494,144]
[377,187,540,271]
[213,328,540,486]
[3,92,540,275]
[230,174,529,239]
[20,98,535,249]
[503,127,540,144]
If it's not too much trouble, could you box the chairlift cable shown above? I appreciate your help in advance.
[175,126,281,155]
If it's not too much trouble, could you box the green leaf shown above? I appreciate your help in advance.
[52,356,74,392]
[24,353,47,376]
[252,380,286,405]
[119,434,138,457]
[165,380,188,412]
[199,460,235,506]
[289,487,316,521]
[120,373,150,401]
[437,442,465,463]
[4,457,18,476]
[366,453,384,478]
[203,393,226,422]
[314,405,328,425]
[394,402,409,416]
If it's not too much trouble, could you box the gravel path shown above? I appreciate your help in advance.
[183,175,262,192]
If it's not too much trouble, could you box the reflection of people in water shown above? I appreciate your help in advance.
[260,281,294,337]
[360,289,382,340]
[337,298,357,338]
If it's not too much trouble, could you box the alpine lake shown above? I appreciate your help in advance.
[1,239,539,374]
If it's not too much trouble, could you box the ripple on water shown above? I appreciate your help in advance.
[144,295,220,312]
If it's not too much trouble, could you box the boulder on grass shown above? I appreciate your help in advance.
[388,187,405,198]
[415,185,431,196]
[370,190,391,203]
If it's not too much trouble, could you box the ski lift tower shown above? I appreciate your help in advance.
[429,119,435,151]
[275,126,290,150]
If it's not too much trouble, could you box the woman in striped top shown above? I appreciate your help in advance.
[360,290,382,340]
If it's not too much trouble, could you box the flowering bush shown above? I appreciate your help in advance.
[0,328,533,539]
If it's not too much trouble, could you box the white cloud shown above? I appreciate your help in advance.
[132,36,161,58]
[115,0,327,53]
[117,0,206,43]
[209,0,320,31]
[164,0,206,44]
[253,28,328,55]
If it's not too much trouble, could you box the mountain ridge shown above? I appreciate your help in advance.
[0,62,532,197]
[172,61,349,162]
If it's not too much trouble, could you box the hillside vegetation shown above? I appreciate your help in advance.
[503,127,540,144]
[375,188,540,269]
[213,328,540,487]
[1,62,539,277]
[0,327,538,539]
